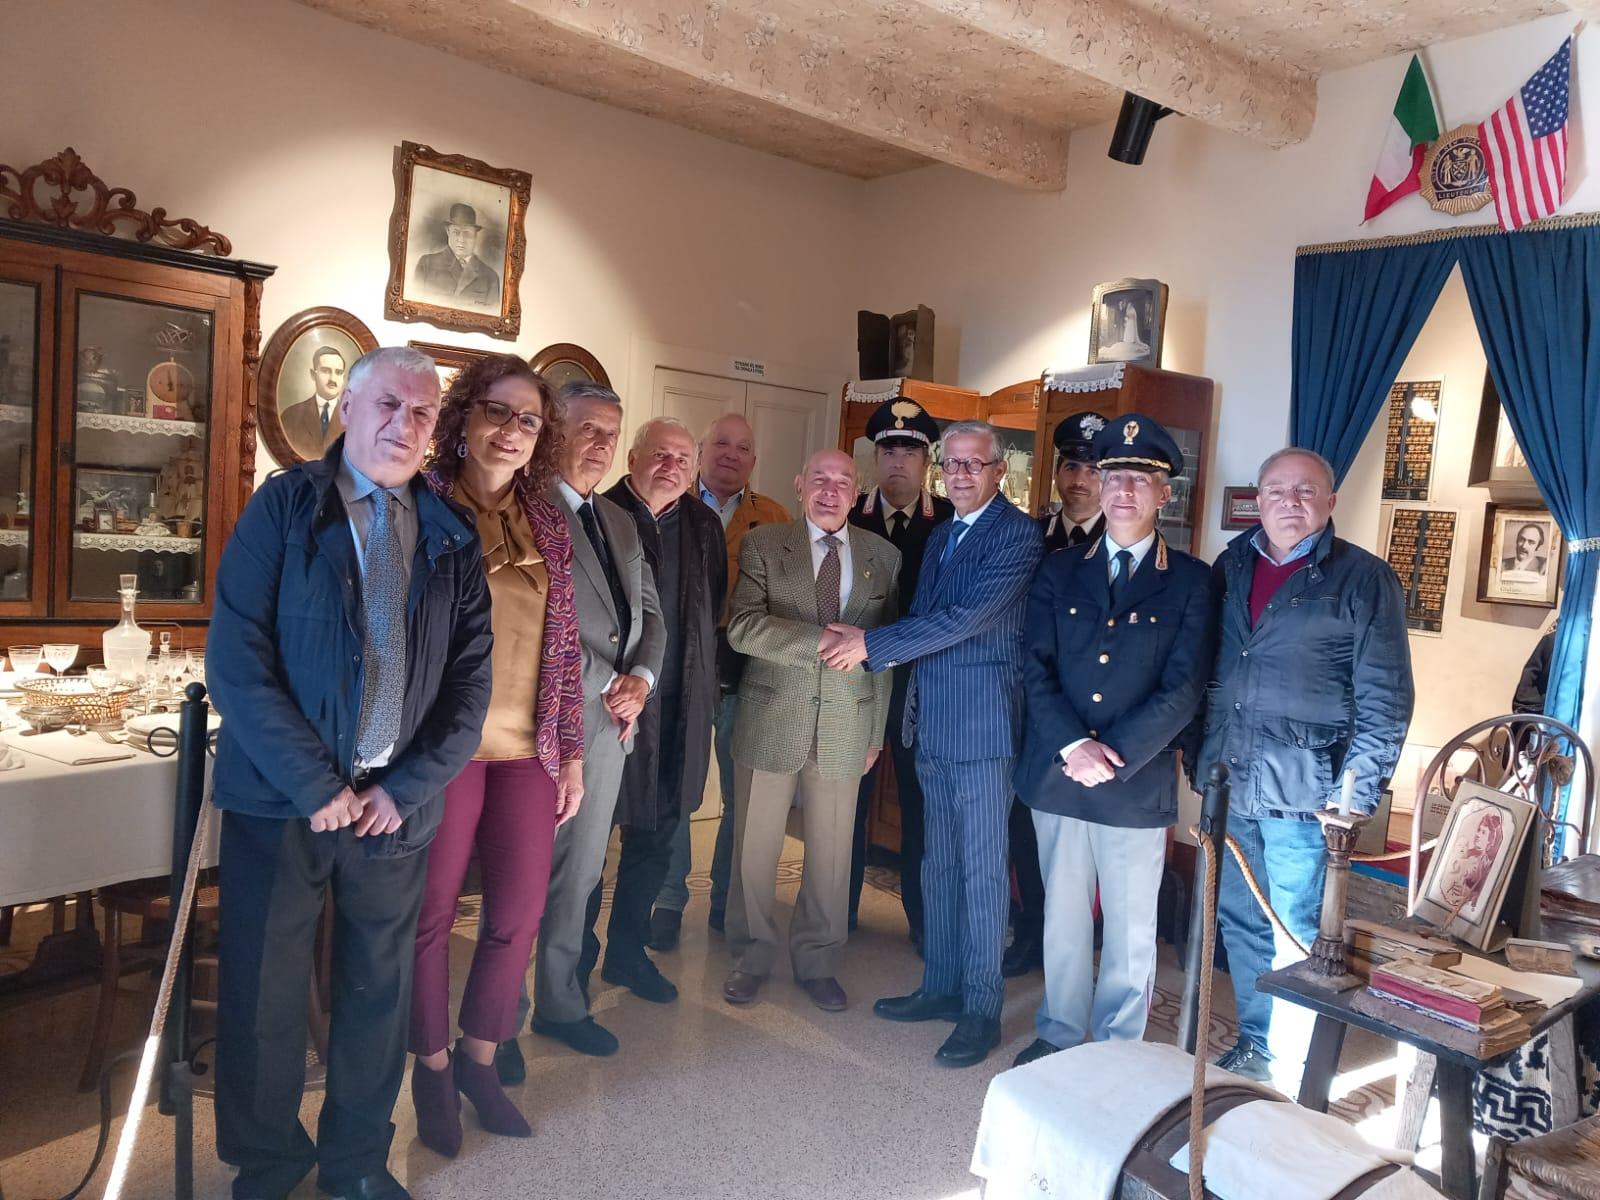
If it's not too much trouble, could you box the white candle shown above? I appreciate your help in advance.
[1339,768,1355,818]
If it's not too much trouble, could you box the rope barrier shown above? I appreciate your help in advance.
[1188,832,1220,1200]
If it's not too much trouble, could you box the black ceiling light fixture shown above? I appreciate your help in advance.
[1108,92,1174,165]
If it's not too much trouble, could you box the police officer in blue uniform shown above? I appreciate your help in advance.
[847,398,954,944]
[1011,413,1214,1066]
[1004,410,1113,977]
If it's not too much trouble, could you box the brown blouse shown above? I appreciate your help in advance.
[459,478,549,761]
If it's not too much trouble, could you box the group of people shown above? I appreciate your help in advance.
[204,345,1415,1200]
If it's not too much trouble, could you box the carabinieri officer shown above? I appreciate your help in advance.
[1011,413,1214,1067]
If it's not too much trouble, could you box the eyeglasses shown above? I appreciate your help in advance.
[941,457,996,477]
[479,399,544,436]
[1259,484,1323,504]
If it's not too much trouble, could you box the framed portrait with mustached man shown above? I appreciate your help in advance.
[1479,502,1564,609]
[385,141,531,339]
[258,307,377,467]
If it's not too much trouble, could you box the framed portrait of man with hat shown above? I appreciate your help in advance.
[385,140,531,338]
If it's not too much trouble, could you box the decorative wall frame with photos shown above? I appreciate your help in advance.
[1478,502,1564,609]
[1087,278,1168,368]
[259,307,377,467]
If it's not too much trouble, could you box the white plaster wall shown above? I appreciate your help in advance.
[0,0,866,484]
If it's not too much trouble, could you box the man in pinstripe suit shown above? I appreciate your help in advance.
[823,421,1044,1067]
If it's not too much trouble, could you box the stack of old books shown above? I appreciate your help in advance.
[1345,919,1460,979]
[1542,854,1600,933]
[1352,959,1532,1057]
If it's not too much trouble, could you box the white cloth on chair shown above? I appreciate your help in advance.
[1168,1098,1434,1200]
[971,1040,1277,1200]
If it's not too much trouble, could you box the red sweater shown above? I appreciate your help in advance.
[1249,552,1306,627]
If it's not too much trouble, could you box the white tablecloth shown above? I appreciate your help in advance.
[0,737,215,906]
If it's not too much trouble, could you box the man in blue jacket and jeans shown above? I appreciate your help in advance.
[1197,447,1412,1089]
[208,346,492,1200]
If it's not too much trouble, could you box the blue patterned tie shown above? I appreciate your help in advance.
[355,489,406,763]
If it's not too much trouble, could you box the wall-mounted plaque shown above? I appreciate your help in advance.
[1420,125,1492,215]
[1381,379,1442,501]
[1384,505,1456,635]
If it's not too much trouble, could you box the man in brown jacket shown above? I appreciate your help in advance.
[720,449,899,1011]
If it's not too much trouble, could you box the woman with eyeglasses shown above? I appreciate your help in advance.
[409,353,584,1155]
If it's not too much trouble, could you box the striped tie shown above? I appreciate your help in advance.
[817,533,842,626]
[355,489,406,763]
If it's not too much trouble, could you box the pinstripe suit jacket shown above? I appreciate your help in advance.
[864,495,1043,763]
[728,520,900,779]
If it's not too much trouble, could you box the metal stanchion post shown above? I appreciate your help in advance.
[1177,763,1230,1056]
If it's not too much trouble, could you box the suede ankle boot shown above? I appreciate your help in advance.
[411,1055,462,1159]
[453,1040,532,1138]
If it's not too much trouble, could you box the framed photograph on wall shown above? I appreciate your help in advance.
[1467,371,1538,491]
[408,340,491,394]
[1382,505,1455,635]
[1088,278,1168,367]
[1220,486,1260,531]
[385,141,531,340]
[1478,503,1564,609]
[258,307,377,467]
[1414,780,1538,951]
[530,342,611,392]
[1381,379,1441,501]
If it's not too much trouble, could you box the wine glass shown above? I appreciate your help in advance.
[43,643,79,676]
[86,665,120,733]
[8,646,42,676]
[184,650,206,687]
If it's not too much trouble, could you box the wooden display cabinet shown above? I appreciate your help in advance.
[0,148,274,653]
[837,365,1214,855]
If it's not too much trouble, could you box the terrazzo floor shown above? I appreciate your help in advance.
[0,813,1434,1200]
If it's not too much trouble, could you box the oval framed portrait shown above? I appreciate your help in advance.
[530,342,610,393]
[259,307,378,466]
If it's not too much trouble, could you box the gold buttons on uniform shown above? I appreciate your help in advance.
[1069,607,1077,615]
[1098,654,1109,664]
[1092,692,1104,703]
[608,633,619,643]
[1107,619,1115,627]
[1150,616,1158,623]
[1088,730,1097,738]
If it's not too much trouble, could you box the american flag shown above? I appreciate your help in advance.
[1479,37,1571,230]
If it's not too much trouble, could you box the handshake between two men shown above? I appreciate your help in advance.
[817,623,869,671]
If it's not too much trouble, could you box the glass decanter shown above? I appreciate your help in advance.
[102,572,152,684]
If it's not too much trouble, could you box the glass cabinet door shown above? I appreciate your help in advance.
[0,272,48,614]
[63,289,215,610]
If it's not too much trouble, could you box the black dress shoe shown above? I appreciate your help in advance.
[1012,1037,1062,1068]
[1216,1037,1272,1082]
[494,1038,526,1086]
[873,989,962,1023]
[1001,929,1043,978]
[317,1170,409,1199]
[602,955,679,1003]
[531,1014,619,1057]
[648,907,682,952]
[707,906,725,934]
[936,1016,1001,1068]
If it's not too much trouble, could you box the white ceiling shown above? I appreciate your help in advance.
[298,0,1570,189]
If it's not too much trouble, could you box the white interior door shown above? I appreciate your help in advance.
[746,381,824,503]
[652,367,745,443]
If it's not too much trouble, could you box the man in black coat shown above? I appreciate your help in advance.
[847,398,953,944]
[1005,410,1112,978]
[582,416,726,1004]
[1011,414,1213,1068]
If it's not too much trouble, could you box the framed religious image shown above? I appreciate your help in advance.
[408,340,491,394]
[1381,379,1441,501]
[1382,505,1455,635]
[530,342,610,392]
[1478,503,1564,609]
[1467,372,1537,490]
[1088,278,1168,367]
[258,307,377,467]
[1220,486,1260,531]
[385,141,531,340]
[1414,781,1538,950]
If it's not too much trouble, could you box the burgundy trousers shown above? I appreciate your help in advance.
[410,757,557,1054]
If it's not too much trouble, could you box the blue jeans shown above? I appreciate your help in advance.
[656,692,738,914]
[1216,814,1326,1068]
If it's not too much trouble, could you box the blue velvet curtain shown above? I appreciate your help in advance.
[1458,228,1600,848]
[1290,241,1457,484]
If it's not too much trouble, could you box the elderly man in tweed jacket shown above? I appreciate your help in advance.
[721,449,899,1012]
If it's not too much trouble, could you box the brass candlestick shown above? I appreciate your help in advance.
[1289,807,1372,992]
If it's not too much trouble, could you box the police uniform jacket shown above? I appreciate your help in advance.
[1015,532,1214,828]
[1040,509,1105,556]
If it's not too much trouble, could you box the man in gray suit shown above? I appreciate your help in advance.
[528,381,665,1059]
[721,450,899,1013]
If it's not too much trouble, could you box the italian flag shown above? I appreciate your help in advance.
[1364,55,1440,221]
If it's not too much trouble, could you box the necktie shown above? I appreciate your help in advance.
[578,500,631,667]
[1109,549,1134,610]
[318,401,331,435]
[355,489,406,764]
[817,533,842,626]
[1068,521,1090,547]
[887,511,906,545]
[940,521,969,566]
